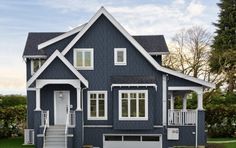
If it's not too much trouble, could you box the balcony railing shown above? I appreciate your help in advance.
[168,109,196,125]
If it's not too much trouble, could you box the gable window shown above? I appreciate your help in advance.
[119,90,148,120]
[114,48,127,65]
[74,48,94,70]
[87,91,107,120]
[31,59,46,75]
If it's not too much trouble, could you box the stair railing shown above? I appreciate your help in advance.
[65,106,70,148]
[42,110,49,148]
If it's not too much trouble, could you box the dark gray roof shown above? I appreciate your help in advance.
[111,76,156,84]
[23,33,169,56]
[133,35,169,53]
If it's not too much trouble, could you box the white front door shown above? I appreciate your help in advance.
[54,91,70,125]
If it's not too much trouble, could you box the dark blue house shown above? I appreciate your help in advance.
[23,7,215,148]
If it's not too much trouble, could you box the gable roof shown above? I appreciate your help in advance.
[27,50,88,88]
[38,23,87,50]
[133,35,169,55]
[23,33,168,57]
[59,7,214,88]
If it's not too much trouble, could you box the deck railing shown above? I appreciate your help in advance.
[168,109,196,125]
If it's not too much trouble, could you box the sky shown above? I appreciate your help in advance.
[0,0,220,95]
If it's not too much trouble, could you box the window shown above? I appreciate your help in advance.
[74,48,94,70]
[87,91,107,120]
[31,59,46,75]
[119,90,148,120]
[114,48,127,65]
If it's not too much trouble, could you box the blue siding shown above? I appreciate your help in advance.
[27,91,36,128]
[168,75,201,87]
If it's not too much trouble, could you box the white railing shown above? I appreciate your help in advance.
[42,110,49,148]
[41,110,49,126]
[24,129,34,145]
[69,111,75,126]
[168,109,196,125]
[65,107,70,148]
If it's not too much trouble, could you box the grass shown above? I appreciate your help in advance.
[0,137,34,148]
[207,137,236,148]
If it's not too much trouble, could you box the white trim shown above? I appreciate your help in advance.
[76,88,82,111]
[73,48,94,70]
[23,55,47,59]
[87,91,108,120]
[61,7,214,88]
[36,79,81,89]
[111,84,157,91]
[195,110,198,147]
[83,125,112,128]
[27,50,88,88]
[149,52,169,55]
[54,90,70,125]
[153,125,164,128]
[118,90,148,120]
[114,48,127,65]
[35,88,41,111]
[27,88,36,91]
[162,74,167,126]
[38,23,87,50]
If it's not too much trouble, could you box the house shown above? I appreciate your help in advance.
[22,7,215,148]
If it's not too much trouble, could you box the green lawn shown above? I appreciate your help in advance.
[0,137,34,148]
[207,138,236,148]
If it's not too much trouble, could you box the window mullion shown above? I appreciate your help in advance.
[128,93,130,118]
[136,93,139,118]
[96,93,99,117]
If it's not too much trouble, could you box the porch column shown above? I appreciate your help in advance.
[35,88,41,111]
[183,94,187,111]
[197,91,203,110]
[170,92,174,110]
[76,88,81,111]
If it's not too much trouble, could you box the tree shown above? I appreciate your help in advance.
[209,0,236,92]
[163,26,221,84]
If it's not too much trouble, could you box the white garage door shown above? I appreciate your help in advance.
[103,135,162,148]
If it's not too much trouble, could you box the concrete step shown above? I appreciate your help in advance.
[46,137,65,142]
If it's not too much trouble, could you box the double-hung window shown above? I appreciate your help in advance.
[31,59,46,75]
[88,91,107,120]
[114,48,127,65]
[119,90,148,120]
[74,48,94,70]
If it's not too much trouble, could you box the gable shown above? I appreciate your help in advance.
[38,57,78,79]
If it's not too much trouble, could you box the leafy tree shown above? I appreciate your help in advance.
[209,0,236,92]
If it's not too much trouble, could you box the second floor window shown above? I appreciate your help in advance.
[87,91,107,120]
[114,48,127,65]
[74,48,94,70]
[31,59,46,75]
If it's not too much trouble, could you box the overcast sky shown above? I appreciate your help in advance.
[0,0,219,95]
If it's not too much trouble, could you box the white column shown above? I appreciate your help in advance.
[183,94,187,111]
[170,92,174,110]
[76,88,81,111]
[197,92,203,110]
[35,88,41,111]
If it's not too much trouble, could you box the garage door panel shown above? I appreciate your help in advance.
[104,135,162,148]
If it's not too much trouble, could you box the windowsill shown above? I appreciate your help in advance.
[114,62,127,66]
[87,117,108,120]
[75,67,94,70]
[119,117,148,121]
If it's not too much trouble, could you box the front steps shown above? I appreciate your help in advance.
[44,125,66,148]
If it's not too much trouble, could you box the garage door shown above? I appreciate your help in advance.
[104,135,162,148]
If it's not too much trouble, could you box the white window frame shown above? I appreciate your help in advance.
[119,90,148,120]
[114,48,127,65]
[87,91,108,120]
[73,48,94,70]
[31,59,45,75]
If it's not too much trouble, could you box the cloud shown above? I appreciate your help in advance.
[187,0,206,17]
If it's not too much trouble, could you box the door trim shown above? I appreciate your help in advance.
[54,90,70,125]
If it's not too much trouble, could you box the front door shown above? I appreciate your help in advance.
[54,91,70,125]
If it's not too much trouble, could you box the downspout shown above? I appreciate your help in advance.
[81,87,87,146]
[195,109,198,148]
